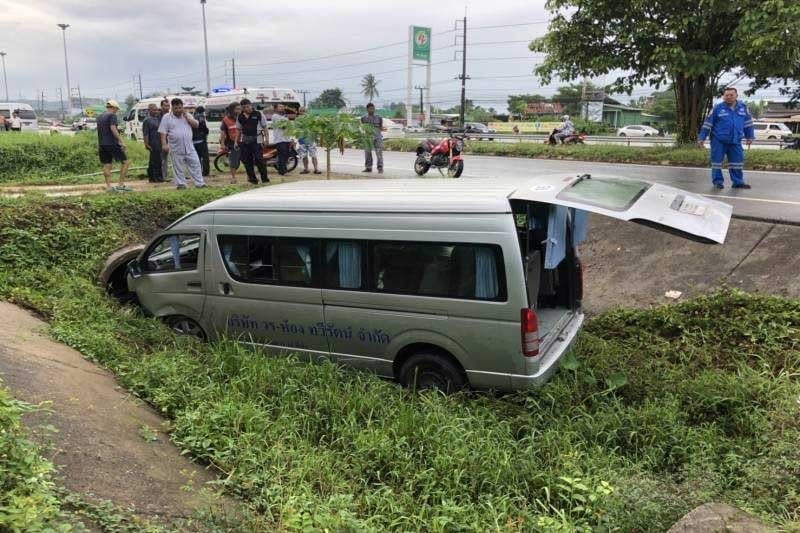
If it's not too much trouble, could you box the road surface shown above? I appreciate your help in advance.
[327,149,800,224]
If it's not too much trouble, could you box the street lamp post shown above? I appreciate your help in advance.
[200,0,211,95]
[0,52,8,101]
[57,24,72,113]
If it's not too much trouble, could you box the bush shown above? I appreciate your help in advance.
[0,133,148,185]
[0,190,799,530]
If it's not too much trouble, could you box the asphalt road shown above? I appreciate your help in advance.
[328,149,800,224]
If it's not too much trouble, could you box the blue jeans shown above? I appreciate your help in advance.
[710,140,745,186]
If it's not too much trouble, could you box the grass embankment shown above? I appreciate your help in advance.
[384,138,800,172]
[0,133,148,186]
[0,189,799,531]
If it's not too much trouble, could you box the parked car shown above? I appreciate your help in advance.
[101,175,732,393]
[752,121,792,141]
[464,122,496,140]
[404,125,425,134]
[72,117,97,131]
[617,125,660,137]
[382,118,405,140]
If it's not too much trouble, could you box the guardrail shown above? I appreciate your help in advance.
[402,132,790,148]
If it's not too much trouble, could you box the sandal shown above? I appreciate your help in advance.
[313,170,322,174]
[300,169,310,174]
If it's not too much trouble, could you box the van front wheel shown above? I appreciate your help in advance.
[398,352,467,393]
[163,316,206,341]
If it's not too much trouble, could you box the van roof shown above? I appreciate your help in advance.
[198,177,573,214]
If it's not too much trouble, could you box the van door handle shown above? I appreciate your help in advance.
[187,281,202,288]
[220,282,232,295]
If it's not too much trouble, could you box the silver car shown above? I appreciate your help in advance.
[103,177,731,392]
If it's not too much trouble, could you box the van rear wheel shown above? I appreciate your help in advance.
[398,352,467,393]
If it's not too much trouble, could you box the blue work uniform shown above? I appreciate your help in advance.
[698,100,754,186]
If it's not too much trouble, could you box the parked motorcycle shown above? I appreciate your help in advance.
[214,141,299,173]
[781,134,800,150]
[546,128,587,146]
[414,131,467,178]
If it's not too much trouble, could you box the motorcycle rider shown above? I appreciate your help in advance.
[554,115,575,144]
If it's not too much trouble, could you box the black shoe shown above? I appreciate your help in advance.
[261,178,270,183]
[362,168,372,173]
[731,183,751,189]
[713,183,724,189]
[378,169,384,174]
[248,179,258,184]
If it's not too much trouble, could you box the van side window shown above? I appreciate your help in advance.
[325,241,365,289]
[206,107,225,122]
[371,242,506,301]
[144,234,200,272]
[218,235,314,286]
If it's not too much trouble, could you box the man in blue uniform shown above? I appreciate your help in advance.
[697,87,754,189]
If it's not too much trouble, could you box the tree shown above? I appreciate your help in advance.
[531,1,800,144]
[553,82,605,116]
[285,113,372,178]
[310,88,347,109]
[361,74,380,102]
[647,89,678,132]
[507,94,547,117]
[124,94,137,111]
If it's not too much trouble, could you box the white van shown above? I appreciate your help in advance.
[204,87,300,137]
[0,103,38,131]
[104,176,732,392]
[752,121,792,141]
[122,95,205,140]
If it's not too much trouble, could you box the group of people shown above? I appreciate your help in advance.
[0,111,23,132]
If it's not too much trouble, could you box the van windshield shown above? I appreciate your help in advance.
[556,176,650,212]
[15,109,36,120]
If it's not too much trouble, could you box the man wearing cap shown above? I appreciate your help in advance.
[158,98,206,189]
[96,100,131,192]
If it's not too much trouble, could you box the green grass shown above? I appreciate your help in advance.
[0,189,798,531]
[384,138,800,172]
[0,132,148,185]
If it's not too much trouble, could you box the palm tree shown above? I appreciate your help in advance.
[361,74,380,102]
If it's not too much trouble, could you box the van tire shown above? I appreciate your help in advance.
[398,352,467,393]
[163,316,206,341]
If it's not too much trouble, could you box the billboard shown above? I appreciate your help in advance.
[412,26,431,62]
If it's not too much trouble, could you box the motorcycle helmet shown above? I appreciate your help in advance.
[561,115,570,121]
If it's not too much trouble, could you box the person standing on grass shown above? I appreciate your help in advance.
[237,98,269,184]
[192,105,211,179]
[0,113,7,131]
[158,98,206,189]
[220,102,241,183]
[142,104,164,183]
[270,103,291,176]
[296,108,322,175]
[361,103,384,173]
[96,100,131,192]
[697,87,755,189]
[9,111,22,132]
[158,98,172,181]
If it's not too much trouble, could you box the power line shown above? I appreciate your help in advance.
[469,21,549,30]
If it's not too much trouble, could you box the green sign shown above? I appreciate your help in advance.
[412,26,431,62]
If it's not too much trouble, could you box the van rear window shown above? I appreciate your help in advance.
[556,176,650,212]
[15,109,36,120]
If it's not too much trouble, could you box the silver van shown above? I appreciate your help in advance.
[109,176,731,392]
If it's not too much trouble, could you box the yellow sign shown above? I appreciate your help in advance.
[490,121,561,134]
[84,108,96,117]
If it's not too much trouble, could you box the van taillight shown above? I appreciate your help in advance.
[521,308,540,357]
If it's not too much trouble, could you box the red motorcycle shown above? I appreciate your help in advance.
[414,131,466,178]
[214,141,299,173]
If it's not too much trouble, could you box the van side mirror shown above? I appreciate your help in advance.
[123,110,134,122]
[127,259,143,278]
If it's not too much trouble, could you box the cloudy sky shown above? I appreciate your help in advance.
[0,0,784,109]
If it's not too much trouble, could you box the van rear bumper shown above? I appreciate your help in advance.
[511,311,584,390]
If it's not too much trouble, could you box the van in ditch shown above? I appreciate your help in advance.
[103,176,731,392]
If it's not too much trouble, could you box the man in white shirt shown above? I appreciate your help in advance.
[157,98,206,189]
[9,111,22,132]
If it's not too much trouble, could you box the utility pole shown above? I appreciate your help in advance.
[297,90,310,108]
[0,51,8,101]
[137,73,143,99]
[200,0,211,95]
[40,90,46,113]
[231,57,236,88]
[58,87,64,120]
[456,17,469,127]
[414,85,427,118]
[57,24,72,114]
[75,85,83,112]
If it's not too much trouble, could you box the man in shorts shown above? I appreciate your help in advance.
[296,108,321,174]
[220,102,241,183]
[96,100,131,192]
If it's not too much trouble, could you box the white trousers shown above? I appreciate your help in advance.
[170,150,205,187]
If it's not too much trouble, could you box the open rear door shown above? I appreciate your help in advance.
[510,175,732,244]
